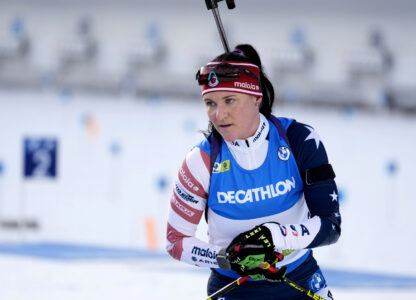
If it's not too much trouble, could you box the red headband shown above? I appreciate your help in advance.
[200,61,262,97]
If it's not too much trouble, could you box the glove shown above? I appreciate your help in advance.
[226,224,276,267]
[220,224,285,281]
[230,253,287,282]
[242,265,287,282]
[216,246,286,281]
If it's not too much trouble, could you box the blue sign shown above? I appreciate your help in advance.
[23,138,58,178]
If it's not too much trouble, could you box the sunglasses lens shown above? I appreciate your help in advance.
[196,63,242,85]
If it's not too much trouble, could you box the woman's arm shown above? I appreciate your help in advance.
[265,121,341,251]
[166,146,222,267]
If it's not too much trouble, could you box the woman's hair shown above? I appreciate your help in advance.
[203,44,275,139]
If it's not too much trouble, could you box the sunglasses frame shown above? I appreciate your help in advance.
[196,63,260,86]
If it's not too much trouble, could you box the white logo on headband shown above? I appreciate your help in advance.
[234,82,259,90]
[208,71,219,87]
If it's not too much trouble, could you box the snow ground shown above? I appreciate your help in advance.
[1,250,416,300]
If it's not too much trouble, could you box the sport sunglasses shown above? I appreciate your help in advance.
[196,62,259,85]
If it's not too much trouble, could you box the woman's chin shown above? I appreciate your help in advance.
[216,128,235,142]
[221,134,237,142]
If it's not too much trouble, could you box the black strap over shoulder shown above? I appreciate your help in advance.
[205,133,221,222]
[208,133,221,172]
[302,164,336,185]
[268,115,291,147]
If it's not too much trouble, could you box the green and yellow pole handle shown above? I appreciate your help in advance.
[207,250,326,300]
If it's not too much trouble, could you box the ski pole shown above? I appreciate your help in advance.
[206,265,326,300]
[204,0,236,53]
[261,262,326,300]
[283,277,326,300]
[206,275,250,300]
[208,251,326,300]
[205,261,281,300]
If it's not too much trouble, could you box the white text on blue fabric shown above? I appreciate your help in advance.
[217,177,296,204]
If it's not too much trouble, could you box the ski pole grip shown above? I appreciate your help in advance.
[205,0,221,10]
[205,0,236,10]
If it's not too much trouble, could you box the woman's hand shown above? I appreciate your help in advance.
[216,224,286,281]
[226,225,275,265]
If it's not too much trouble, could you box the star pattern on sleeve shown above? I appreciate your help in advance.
[329,191,338,202]
[304,125,322,149]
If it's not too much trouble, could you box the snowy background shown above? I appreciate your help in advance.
[1,92,415,299]
[0,0,416,299]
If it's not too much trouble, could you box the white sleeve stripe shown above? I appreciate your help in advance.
[186,147,211,195]
[168,207,198,237]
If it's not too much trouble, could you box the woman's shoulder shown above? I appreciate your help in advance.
[286,119,319,141]
[271,116,296,131]
[180,139,212,193]
[183,137,213,172]
[269,115,317,141]
[193,136,212,157]
[285,119,330,170]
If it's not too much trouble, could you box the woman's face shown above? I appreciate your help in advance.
[203,91,262,142]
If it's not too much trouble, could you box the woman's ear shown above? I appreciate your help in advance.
[255,96,263,106]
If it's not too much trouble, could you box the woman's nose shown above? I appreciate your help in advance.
[216,104,228,120]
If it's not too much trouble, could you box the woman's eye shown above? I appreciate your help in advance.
[225,98,235,104]
[205,101,215,107]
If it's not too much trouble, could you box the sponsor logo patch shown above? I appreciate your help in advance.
[217,176,296,204]
[191,246,218,259]
[212,160,230,173]
[175,184,199,204]
[191,246,218,266]
[308,270,326,292]
[253,122,266,143]
[234,81,260,91]
[278,146,290,161]
[173,198,195,217]
[208,71,219,87]
[179,167,199,192]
